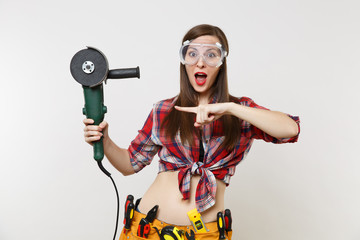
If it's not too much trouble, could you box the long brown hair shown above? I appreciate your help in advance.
[162,24,242,150]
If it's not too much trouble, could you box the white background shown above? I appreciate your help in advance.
[1,0,359,239]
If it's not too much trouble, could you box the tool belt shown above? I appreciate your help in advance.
[120,195,232,240]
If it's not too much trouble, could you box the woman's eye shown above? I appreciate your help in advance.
[188,51,198,57]
[206,52,218,58]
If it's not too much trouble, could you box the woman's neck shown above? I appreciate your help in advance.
[198,92,211,105]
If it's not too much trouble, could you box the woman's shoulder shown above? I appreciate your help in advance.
[153,96,178,111]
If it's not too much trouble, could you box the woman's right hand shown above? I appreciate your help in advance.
[83,119,109,146]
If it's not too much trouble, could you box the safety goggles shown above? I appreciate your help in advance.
[179,40,227,67]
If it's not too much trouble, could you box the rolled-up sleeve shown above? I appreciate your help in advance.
[239,97,300,144]
[128,109,161,172]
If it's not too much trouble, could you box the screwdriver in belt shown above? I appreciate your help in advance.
[124,195,134,220]
[137,205,159,238]
[224,209,232,233]
[217,212,226,240]
[123,195,135,233]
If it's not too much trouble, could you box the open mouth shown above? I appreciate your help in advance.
[195,72,207,86]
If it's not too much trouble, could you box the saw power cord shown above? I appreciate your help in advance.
[98,161,120,240]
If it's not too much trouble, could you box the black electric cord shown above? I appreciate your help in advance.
[98,161,120,240]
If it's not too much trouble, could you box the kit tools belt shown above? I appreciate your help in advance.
[123,196,232,240]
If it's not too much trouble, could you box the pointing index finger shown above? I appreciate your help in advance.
[174,106,198,113]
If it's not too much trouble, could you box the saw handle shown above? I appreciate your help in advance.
[108,67,140,79]
[82,85,107,161]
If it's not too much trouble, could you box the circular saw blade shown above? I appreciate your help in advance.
[70,47,109,87]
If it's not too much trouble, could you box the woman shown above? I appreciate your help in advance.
[83,24,300,240]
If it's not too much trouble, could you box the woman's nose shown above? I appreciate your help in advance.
[196,55,205,68]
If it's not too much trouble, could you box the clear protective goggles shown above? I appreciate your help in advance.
[179,40,228,67]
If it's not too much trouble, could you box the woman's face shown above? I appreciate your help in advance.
[185,35,222,101]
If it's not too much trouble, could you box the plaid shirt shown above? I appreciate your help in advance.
[128,96,300,212]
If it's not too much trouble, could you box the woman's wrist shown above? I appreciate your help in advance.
[102,135,112,152]
[225,102,239,116]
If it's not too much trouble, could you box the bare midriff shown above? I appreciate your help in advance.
[138,170,226,225]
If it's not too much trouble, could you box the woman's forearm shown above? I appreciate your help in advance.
[226,102,299,139]
[103,137,135,176]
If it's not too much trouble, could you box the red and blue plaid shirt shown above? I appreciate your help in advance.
[128,96,300,212]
